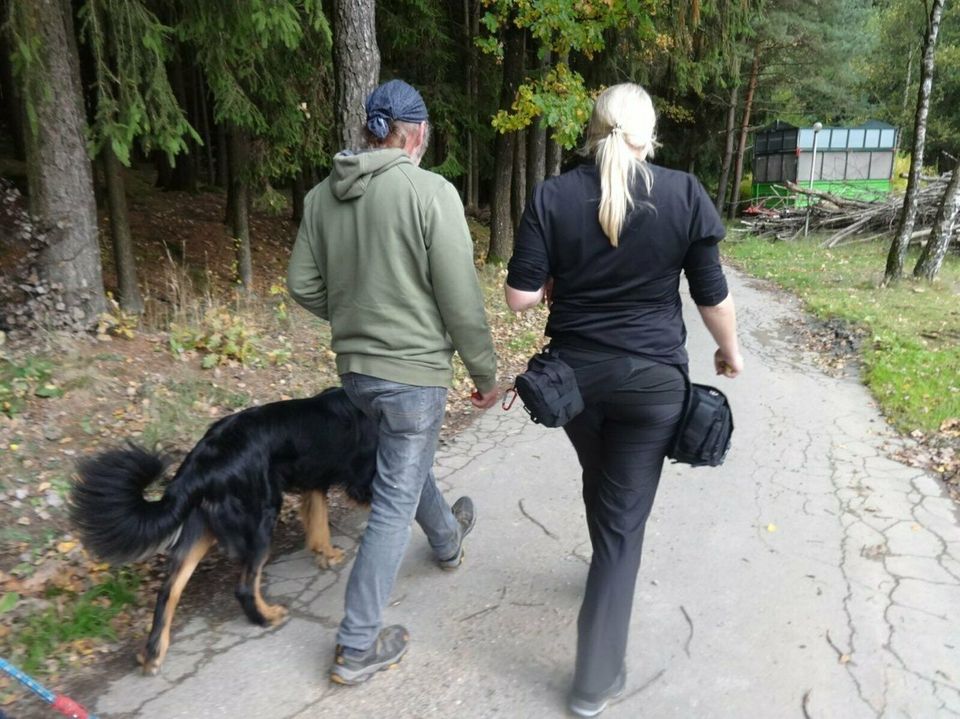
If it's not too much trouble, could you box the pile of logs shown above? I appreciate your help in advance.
[736,173,956,248]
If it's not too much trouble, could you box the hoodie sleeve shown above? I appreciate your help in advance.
[287,191,329,321]
[424,183,498,393]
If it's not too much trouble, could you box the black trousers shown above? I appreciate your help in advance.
[554,344,686,700]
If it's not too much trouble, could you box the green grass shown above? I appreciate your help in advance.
[725,235,960,433]
[13,570,140,673]
[0,356,61,417]
[507,330,542,354]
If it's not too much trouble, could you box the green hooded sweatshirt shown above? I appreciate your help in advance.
[287,149,497,393]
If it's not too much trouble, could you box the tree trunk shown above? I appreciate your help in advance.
[196,69,214,185]
[728,46,760,220]
[913,170,960,280]
[463,0,480,212]
[292,169,306,223]
[715,81,739,214]
[488,131,515,263]
[0,18,26,162]
[163,49,197,192]
[102,145,142,313]
[901,42,918,130]
[544,50,568,178]
[215,121,229,188]
[512,128,527,228]
[332,0,380,152]
[228,127,252,291]
[487,23,524,264]
[545,135,562,178]
[527,120,546,199]
[21,0,106,325]
[526,46,548,199]
[885,0,945,283]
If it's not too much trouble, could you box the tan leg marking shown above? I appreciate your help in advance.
[253,559,288,625]
[301,490,344,568]
[139,531,215,675]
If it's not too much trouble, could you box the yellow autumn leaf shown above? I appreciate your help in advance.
[56,541,78,554]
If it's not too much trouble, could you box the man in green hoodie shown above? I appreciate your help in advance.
[287,79,498,686]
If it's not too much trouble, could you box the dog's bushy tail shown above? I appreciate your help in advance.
[71,444,193,564]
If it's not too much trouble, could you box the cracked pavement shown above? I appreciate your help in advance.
[89,267,960,718]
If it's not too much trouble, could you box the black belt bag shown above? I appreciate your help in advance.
[508,347,584,428]
[667,371,733,467]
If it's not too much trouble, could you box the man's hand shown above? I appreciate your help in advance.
[471,387,499,409]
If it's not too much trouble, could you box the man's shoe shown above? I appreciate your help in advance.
[568,668,626,717]
[330,625,409,686]
[438,496,475,570]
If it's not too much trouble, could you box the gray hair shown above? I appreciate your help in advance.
[363,120,431,163]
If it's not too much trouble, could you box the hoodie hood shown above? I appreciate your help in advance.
[330,148,411,200]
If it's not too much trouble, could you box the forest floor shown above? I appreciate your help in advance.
[0,167,547,709]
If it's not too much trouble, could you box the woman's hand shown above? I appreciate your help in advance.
[714,349,743,378]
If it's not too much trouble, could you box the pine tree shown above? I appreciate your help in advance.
[7,0,107,326]
[78,0,199,312]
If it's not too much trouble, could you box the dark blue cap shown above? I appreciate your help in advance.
[365,79,428,140]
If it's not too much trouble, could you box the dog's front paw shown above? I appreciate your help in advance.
[316,545,345,569]
[137,650,162,676]
[263,603,289,626]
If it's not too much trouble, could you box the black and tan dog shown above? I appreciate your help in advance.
[70,387,376,675]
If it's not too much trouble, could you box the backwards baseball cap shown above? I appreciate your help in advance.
[365,79,428,140]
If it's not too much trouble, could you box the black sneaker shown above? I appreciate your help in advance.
[437,496,475,570]
[568,668,626,717]
[330,625,409,686]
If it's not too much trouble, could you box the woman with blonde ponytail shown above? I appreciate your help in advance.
[505,83,743,717]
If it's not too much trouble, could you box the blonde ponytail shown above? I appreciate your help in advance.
[584,84,657,246]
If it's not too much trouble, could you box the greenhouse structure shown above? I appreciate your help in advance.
[751,120,899,206]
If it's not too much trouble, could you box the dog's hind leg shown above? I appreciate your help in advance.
[139,529,215,676]
[235,549,288,627]
[300,490,344,568]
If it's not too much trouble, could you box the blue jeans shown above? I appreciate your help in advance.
[336,373,461,650]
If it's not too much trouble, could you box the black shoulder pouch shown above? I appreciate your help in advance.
[667,376,734,467]
[512,348,584,428]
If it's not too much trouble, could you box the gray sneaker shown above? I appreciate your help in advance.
[438,496,475,570]
[568,668,626,717]
[330,625,409,686]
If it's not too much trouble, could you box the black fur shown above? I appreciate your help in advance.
[70,387,377,673]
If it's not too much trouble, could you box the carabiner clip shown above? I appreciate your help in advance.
[502,387,518,411]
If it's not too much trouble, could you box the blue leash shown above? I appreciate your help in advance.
[0,657,97,718]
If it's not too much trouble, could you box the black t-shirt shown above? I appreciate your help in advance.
[506,162,728,366]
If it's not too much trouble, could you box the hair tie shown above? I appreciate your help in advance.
[366,112,391,140]
[610,124,624,136]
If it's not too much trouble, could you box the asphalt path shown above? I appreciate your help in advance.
[85,266,960,719]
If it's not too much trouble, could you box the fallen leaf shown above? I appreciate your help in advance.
[766,523,778,532]
[56,540,78,554]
